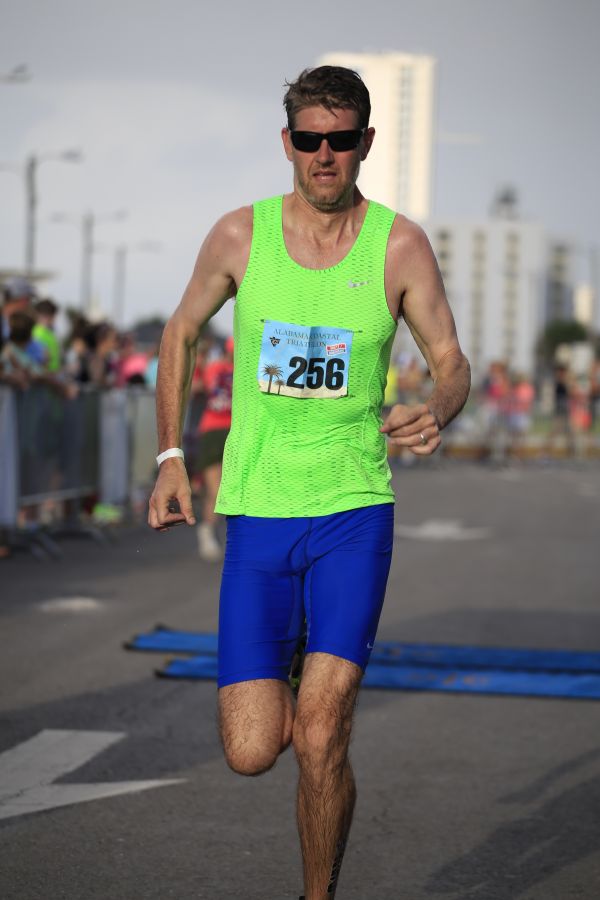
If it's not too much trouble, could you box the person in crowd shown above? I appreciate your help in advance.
[148,65,470,899]
[1,277,34,341]
[184,337,212,481]
[85,322,119,388]
[569,374,591,435]
[194,336,234,561]
[1,311,44,380]
[588,356,600,429]
[1,278,47,366]
[396,353,425,406]
[481,360,511,462]
[507,371,535,455]
[144,339,162,388]
[545,363,575,455]
[33,298,62,372]
[1,311,73,396]
[116,332,150,386]
[64,314,93,383]
[382,354,399,414]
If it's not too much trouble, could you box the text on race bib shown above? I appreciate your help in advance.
[257,320,353,399]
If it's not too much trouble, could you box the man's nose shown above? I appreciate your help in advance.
[316,138,334,162]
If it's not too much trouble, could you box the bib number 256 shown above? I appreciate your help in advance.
[287,356,345,391]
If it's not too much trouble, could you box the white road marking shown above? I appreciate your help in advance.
[0,729,184,821]
[394,519,492,541]
[497,469,523,481]
[577,481,600,499]
[39,597,104,613]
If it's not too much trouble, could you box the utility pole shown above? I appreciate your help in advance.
[23,150,82,275]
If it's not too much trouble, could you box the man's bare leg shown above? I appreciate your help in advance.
[218,678,294,775]
[293,653,362,899]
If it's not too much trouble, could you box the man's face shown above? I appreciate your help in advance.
[281,106,374,212]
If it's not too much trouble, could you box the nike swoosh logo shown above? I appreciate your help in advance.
[348,280,370,288]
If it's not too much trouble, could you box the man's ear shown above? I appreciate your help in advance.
[361,126,375,161]
[281,127,294,162]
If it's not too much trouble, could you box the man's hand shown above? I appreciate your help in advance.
[380,403,441,456]
[148,459,197,531]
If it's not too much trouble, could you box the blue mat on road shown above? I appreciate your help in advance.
[125,628,218,655]
[126,626,600,674]
[156,652,600,699]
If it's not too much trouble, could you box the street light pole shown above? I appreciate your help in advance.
[24,155,37,275]
[23,149,82,275]
[53,208,127,316]
[113,245,127,327]
[81,212,95,314]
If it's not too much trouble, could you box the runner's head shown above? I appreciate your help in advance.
[283,66,371,131]
[282,67,374,212]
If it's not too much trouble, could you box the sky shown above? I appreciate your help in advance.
[1,0,599,335]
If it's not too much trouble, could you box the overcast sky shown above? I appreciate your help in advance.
[1,0,598,334]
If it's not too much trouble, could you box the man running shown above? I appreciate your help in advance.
[148,65,470,899]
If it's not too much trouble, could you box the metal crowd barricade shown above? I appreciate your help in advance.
[121,387,158,513]
[0,386,18,528]
[0,384,102,557]
[0,384,159,554]
[17,385,101,509]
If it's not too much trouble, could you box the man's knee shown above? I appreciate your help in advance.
[292,707,352,777]
[292,655,361,779]
[218,679,294,777]
[222,729,292,777]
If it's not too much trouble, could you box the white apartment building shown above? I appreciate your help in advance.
[424,219,548,382]
[318,51,436,221]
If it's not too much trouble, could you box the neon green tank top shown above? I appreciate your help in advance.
[215,195,397,518]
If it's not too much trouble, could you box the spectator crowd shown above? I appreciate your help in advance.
[0,275,236,561]
[1,277,162,392]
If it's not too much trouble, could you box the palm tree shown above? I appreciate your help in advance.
[275,377,285,395]
[262,363,283,393]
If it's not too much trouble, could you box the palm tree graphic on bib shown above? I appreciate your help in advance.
[262,363,284,393]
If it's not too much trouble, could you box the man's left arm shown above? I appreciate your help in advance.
[381,222,471,455]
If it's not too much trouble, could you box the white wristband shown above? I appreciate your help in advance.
[156,447,184,466]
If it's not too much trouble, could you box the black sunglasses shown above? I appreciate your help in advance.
[289,129,365,153]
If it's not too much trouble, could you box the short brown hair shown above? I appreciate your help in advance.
[283,66,371,130]
[35,298,58,317]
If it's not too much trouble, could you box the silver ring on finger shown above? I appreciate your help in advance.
[419,432,428,446]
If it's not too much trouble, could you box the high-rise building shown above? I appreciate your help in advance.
[425,219,548,380]
[318,51,436,221]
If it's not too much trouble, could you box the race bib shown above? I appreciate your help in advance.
[257,320,353,399]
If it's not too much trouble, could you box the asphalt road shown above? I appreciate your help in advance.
[1,460,600,900]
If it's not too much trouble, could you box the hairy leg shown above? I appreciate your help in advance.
[293,653,362,899]
[218,678,295,776]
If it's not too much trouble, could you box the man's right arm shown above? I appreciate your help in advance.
[148,207,252,530]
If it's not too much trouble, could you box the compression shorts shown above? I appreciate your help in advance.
[217,504,394,688]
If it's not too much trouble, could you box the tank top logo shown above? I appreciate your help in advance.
[257,319,353,399]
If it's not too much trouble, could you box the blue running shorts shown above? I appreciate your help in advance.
[218,503,394,688]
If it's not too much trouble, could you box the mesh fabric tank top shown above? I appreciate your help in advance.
[215,195,397,518]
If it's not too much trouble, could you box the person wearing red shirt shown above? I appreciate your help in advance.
[196,336,233,559]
